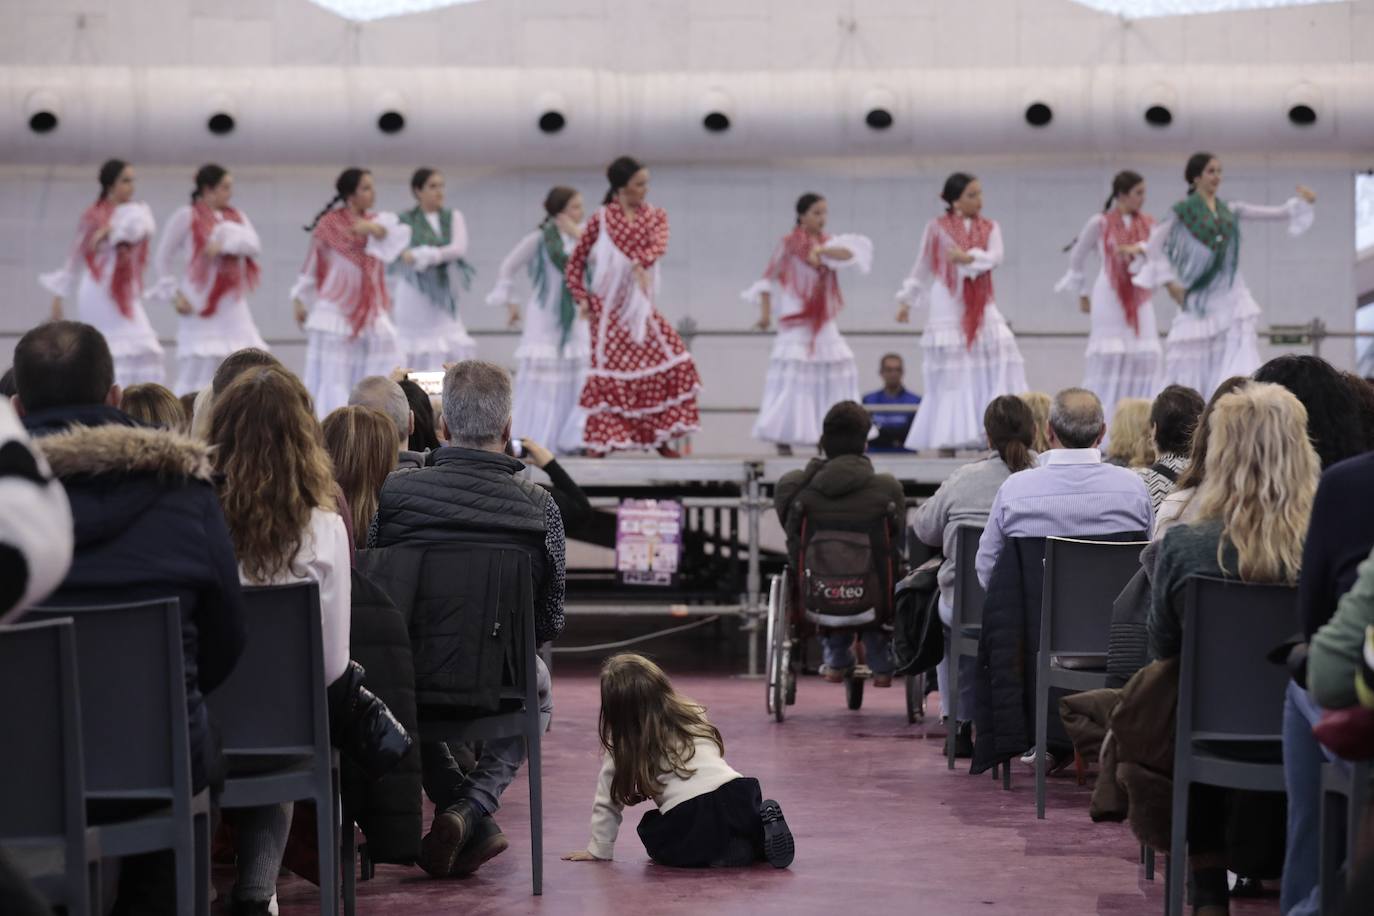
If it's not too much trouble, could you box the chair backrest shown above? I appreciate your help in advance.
[26,599,190,802]
[952,524,986,629]
[1041,537,1149,657]
[207,582,329,758]
[0,619,87,850]
[1178,576,1296,743]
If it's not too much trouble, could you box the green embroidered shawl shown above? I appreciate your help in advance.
[528,220,576,348]
[392,206,473,316]
[1164,194,1240,314]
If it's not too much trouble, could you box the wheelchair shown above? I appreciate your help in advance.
[764,567,924,724]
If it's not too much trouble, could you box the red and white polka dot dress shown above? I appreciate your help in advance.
[565,203,702,454]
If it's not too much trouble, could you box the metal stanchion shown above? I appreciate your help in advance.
[743,462,764,677]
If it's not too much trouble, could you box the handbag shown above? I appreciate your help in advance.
[1312,706,1374,761]
[891,557,945,676]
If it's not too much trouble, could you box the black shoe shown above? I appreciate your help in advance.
[229,901,272,916]
[418,800,481,878]
[450,815,509,876]
[954,721,974,759]
[759,799,794,869]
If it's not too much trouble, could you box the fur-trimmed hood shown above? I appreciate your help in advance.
[37,423,214,483]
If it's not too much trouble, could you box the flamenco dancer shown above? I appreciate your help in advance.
[896,172,1027,451]
[746,192,873,453]
[41,159,165,387]
[291,167,409,417]
[152,163,268,395]
[391,167,478,371]
[1055,170,1160,419]
[565,156,701,456]
[487,186,589,453]
[1135,151,1315,396]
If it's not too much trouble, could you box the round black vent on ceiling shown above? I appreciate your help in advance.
[377,111,405,134]
[703,111,731,133]
[1288,104,1317,126]
[1144,105,1173,127]
[538,111,566,134]
[207,113,235,135]
[865,108,894,130]
[28,111,58,134]
[1024,102,1053,127]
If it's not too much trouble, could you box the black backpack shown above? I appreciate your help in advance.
[891,558,946,676]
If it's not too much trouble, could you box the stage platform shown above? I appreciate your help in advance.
[529,454,969,672]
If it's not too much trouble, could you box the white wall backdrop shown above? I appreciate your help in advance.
[1,0,1370,453]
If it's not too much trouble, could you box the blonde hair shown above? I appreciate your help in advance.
[1019,392,1052,453]
[322,405,397,548]
[1105,399,1155,468]
[120,383,186,431]
[597,654,724,807]
[211,366,336,583]
[1194,383,1318,584]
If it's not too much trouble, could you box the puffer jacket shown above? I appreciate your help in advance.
[28,407,245,791]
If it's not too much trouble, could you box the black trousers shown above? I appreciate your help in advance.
[636,777,765,868]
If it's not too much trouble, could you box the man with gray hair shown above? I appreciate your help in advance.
[974,387,1152,588]
[349,375,424,468]
[368,360,563,879]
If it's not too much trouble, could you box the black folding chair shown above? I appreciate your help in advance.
[0,618,101,914]
[28,599,210,916]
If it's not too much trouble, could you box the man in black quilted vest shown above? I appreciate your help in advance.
[370,360,563,879]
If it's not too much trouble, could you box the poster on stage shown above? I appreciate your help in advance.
[615,499,683,587]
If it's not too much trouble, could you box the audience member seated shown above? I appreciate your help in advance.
[350,375,421,468]
[861,352,921,451]
[400,377,442,454]
[369,360,563,880]
[0,398,72,625]
[0,367,15,398]
[210,365,353,914]
[1343,371,1374,452]
[323,405,399,549]
[976,387,1153,589]
[1018,391,1052,455]
[14,320,245,913]
[189,346,283,440]
[774,401,905,687]
[1134,385,1204,513]
[1102,398,1153,469]
[1254,354,1366,471]
[1153,376,1249,540]
[179,390,198,428]
[1146,382,1318,915]
[120,381,187,430]
[912,394,1037,755]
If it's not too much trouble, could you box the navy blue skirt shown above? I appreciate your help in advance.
[636,776,765,868]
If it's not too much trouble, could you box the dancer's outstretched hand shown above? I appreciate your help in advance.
[895,304,911,324]
[1296,185,1316,204]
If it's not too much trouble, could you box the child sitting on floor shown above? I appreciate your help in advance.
[562,653,795,869]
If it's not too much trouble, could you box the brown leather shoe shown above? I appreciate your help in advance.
[871,674,893,688]
[418,804,479,878]
[450,816,509,876]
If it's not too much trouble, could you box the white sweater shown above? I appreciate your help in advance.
[586,736,742,860]
[238,507,351,684]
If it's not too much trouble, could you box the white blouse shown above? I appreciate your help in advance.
[895,218,1003,310]
[151,205,262,304]
[41,202,158,301]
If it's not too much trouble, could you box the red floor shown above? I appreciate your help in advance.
[272,672,1280,916]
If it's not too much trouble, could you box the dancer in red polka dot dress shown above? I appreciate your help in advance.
[565,156,702,456]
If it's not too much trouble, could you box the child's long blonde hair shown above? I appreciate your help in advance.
[1194,383,1318,584]
[598,654,724,807]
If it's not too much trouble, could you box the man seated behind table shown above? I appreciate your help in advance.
[862,353,921,452]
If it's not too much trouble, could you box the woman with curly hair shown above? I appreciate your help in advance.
[210,364,351,914]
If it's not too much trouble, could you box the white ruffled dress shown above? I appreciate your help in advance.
[391,208,478,371]
[1134,196,1313,398]
[745,233,873,446]
[898,218,1027,451]
[40,202,165,388]
[1055,212,1161,420]
[486,227,590,453]
[151,205,269,394]
[292,212,410,419]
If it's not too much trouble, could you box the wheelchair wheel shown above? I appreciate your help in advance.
[765,575,784,721]
[845,673,864,710]
[905,672,924,724]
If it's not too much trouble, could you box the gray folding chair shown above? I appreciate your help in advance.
[0,618,101,915]
[1319,758,1371,914]
[947,525,1003,779]
[413,546,544,896]
[207,583,347,916]
[27,599,210,916]
[1034,536,1148,818]
[1166,576,1295,916]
